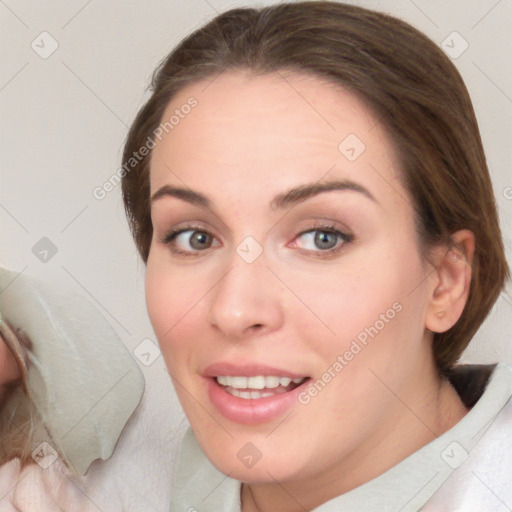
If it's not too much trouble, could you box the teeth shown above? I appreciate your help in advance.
[265,376,280,389]
[227,389,276,399]
[247,376,266,389]
[216,375,306,389]
[217,375,228,386]
[231,376,249,388]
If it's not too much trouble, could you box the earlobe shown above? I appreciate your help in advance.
[425,230,475,334]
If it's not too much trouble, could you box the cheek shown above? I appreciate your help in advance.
[286,265,389,332]
[286,241,427,360]
[145,258,171,338]
[145,257,193,353]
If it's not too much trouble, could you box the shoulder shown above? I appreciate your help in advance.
[423,363,512,510]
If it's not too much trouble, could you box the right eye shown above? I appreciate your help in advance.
[161,227,219,256]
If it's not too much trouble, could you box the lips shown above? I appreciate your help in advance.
[203,363,310,424]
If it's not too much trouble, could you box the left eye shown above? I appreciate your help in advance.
[294,228,350,252]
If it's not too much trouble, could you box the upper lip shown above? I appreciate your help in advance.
[203,362,309,379]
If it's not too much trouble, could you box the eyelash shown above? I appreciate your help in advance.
[160,223,353,259]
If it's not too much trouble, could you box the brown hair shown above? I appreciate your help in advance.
[121,1,509,372]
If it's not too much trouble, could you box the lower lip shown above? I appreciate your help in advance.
[206,378,308,425]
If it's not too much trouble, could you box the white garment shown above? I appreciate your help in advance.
[0,397,189,511]
[0,267,145,475]
[170,363,512,512]
[422,367,512,511]
[0,267,188,511]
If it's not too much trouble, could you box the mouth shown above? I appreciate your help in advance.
[203,365,311,424]
[215,375,308,399]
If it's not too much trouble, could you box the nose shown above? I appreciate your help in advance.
[207,255,284,340]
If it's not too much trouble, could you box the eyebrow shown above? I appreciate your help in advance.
[150,179,377,211]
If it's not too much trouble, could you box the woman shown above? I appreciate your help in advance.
[121,2,511,510]
[0,266,145,509]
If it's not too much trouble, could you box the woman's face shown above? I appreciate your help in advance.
[146,71,438,484]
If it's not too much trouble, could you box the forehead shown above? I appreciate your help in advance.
[149,70,404,207]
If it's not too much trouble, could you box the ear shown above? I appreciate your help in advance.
[425,230,475,334]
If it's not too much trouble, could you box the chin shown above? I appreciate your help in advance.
[194,429,311,484]
[210,451,297,484]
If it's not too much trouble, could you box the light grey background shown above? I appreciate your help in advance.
[0,0,511,509]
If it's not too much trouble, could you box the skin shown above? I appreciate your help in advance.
[145,70,474,511]
[0,332,21,386]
